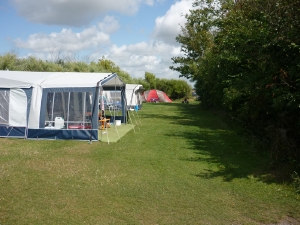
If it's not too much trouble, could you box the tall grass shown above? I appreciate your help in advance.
[0,102,299,224]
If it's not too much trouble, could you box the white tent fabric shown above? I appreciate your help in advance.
[0,71,124,130]
[0,71,117,88]
[9,89,27,126]
[125,84,143,107]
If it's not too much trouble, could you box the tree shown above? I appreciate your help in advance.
[171,0,300,173]
[170,0,226,81]
[145,72,157,89]
[0,53,19,70]
[96,57,134,83]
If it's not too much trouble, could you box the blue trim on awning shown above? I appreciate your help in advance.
[0,126,26,138]
[27,129,98,140]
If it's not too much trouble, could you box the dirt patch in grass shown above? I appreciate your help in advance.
[269,216,300,225]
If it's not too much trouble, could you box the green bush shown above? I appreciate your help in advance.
[292,171,300,194]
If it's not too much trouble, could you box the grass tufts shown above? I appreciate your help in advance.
[0,102,299,224]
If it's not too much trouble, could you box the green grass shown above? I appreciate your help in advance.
[99,124,134,142]
[0,102,299,224]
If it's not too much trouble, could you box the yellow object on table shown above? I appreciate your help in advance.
[99,118,110,130]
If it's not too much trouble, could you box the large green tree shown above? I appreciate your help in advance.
[172,0,300,173]
[144,72,157,89]
[169,0,220,80]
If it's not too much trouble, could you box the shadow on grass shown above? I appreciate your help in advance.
[143,102,275,183]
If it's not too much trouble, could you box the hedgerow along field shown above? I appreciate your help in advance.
[0,101,299,224]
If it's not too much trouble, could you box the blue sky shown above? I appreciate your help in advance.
[0,0,194,84]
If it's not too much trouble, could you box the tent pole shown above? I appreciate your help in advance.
[51,93,55,123]
[132,109,140,130]
[25,97,32,139]
[113,75,120,139]
[135,109,142,126]
[128,108,136,133]
[67,93,70,129]
[132,85,142,126]
[100,87,110,143]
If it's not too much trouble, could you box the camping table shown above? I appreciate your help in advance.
[99,118,110,130]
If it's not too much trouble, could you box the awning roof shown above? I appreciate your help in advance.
[0,71,125,88]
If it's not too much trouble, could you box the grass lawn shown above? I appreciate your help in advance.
[0,102,299,224]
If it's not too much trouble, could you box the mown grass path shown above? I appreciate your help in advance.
[0,102,299,224]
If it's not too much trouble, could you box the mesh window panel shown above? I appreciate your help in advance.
[0,90,9,125]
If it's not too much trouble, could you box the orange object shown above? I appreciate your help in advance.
[99,118,110,130]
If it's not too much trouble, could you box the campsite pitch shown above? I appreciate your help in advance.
[0,102,299,224]
[98,124,134,142]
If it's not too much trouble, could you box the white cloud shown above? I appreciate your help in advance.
[98,16,120,34]
[10,0,193,84]
[152,0,193,45]
[14,26,110,53]
[12,0,159,26]
[90,40,185,80]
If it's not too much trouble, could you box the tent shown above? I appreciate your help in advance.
[0,71,126,141]
[142,89,172,103]
[125,84,144,109]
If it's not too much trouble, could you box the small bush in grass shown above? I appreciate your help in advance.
[292,171,300,194]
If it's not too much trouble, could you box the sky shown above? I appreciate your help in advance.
[0,0,195,85]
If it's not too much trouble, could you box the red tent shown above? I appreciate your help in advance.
[142,89,172,102]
